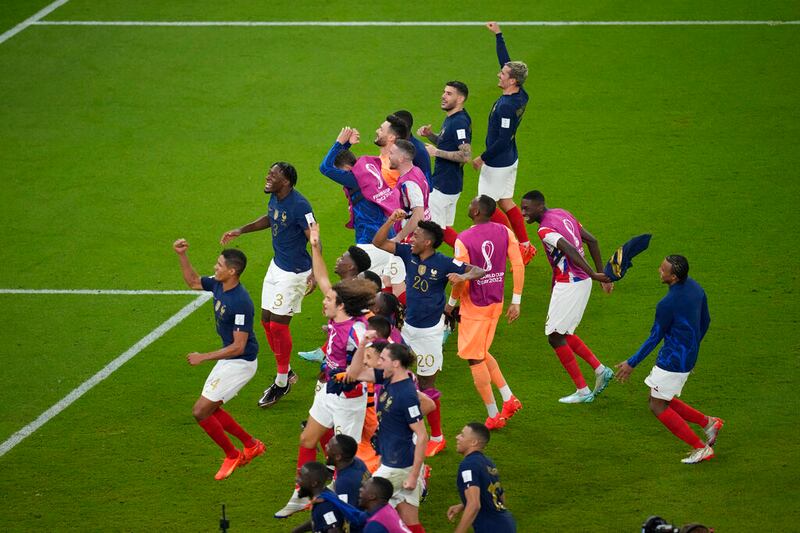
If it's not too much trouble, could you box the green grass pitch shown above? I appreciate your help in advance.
[1,1,799,531]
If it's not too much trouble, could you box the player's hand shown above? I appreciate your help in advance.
[471,156,484,170]
[506,303,520,323]
[590,271,613,284]
[424,143,437,157]
[187,352,205,366]
[349,128,361,144]
[600,281,614,294]
[220,229,241,245]
[305,273,317,295]
[447,272,466,284]
[486,21,501,34]
[447,503,465,521]
[173,239,189,254]
[417,124,433,138]
[309,222,321,247]
[614,361,634,383]
[336,126,353,144]
[402,474,417,491]
[389,208,408,222]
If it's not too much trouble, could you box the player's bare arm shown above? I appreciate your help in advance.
[220,214,270,245]
[173,239,202,290]
[580,227,614,293]
[417,124,440,145]
[404,419,428,490]
[308,223,333,294]
[453,486,481,533]
[555,237,612,285]
[336,126,360,145]
[427,142,472,164]
[614,361,635,382]
[392,206,424,243]
[418,390,436,416]
[447,263,487,284]
[471,155,484,170]
[187,330,249,366]
[372,208,407,253]
[344,331,378,383]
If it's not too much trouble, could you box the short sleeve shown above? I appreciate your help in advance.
[538,227,564,248]
[455,115,472,143]
[297,198,314,230]
[394,243,413,261]
[447,256,467,276]
[200,276,216,292]
[458,463,476,490]
[403,393,423,426]
[401,181,424,209]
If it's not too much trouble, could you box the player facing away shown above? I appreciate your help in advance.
[448,196,525,430]
[294,461,347,533]
[220,162,313,408]
[520,190,615,403]
[448,423,517,533]
[347,342,430,533]
[172,240,265,480]
[615,256,723,464]
[472,22,535,265]
[418,81,473,249]
[275,223,376,519]
[374,211,486,457]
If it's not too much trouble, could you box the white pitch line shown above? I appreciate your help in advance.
[0,288,200,295]
[30,19,800,27]
[0,292,211,458]
[0,0,71,45]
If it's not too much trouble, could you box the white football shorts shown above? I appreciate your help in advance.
[261,259,310,315]
[308,380,367,442]
[373,463,425,508]
[545,278,592,335]
[402,317,445,377]
[645,365,691,401]
[201,358,258,403]
[478,159,519,201]
[429,189,461,228]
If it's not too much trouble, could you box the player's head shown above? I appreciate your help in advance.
[499,60,528,89]
[442,81,469,110]
[264,161,297,194]
[367,315,392,339]
[411,220,444,254]
[469,194,497,221]
[521,190,546,223]
[393,110,414,138]
[456,422,491,455]
[359,269,383,292]
[324,278,376,319]
[359,476,394,510]
[335,246,371,279]
[378,342,414,377]
[661,255,689,285]
[375,114,409,147]
[372,291,404,329]
[334,149,357,171]
[215,249,247,281]
[325,434,358,466]
[388,139,416,170]
[365,339,389,368]
[296,461,331,499]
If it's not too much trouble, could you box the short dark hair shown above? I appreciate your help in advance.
[271,161,298,186]
[417,220,444,249]
[331,434,358,461]
[466,422,490,446]
[394,138,416,160]
[393,110,413,134]
[476,194,497,217]
[374,292,404,329]
[301,461,330,485]
[332,278,376,317]
[386,114,409,140]
[522,190,545,203]
[334,149,356,169]
[347,245,371,273]
[665,255,689,282]
[221,249,247,276]
[446,80,469,99]
[384,343,414,368]
[367,315,392,339]
[371,340,389,353]
[370,477,395,502]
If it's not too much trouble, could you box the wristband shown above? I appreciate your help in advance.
[511,294,522,305]
[448,297,458,307]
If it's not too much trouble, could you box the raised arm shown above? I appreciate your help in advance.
[487,21,511,65]
[345,331,378,383]
[319,128,359,189]
[220,215,271,245]
[391,206,423,243]
[308,223,332,295]
[372,208,407,253]
[173,239,202,290]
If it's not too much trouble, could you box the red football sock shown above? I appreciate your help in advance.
[198,416,239,459]
[427,397,443,439]
[319,428,335,452]
[407,524,426,533]
[505,206,530,244]
[443,226,459,248]
[669,398,708,426]
[490,208,512,228]
[656,407,705,448]
[565,335,601,370]
[554,344,587,389]
[261,319,274,351]
[296,445,317,471]
[213,408,255,448]
[397,291,407,306]
[270,321,293,374]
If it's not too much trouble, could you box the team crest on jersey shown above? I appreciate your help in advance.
[418,265,427,276]
[281,211,287,223]
[273,209,279,220]
[219,305,226,316]
[379,391,388,404]
[430,268,438,279]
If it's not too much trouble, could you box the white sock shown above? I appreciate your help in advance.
[594,364,606,375]
[499,385,513,402]
[429,435,443,443]
[275,373,288,387]
[578,386,591,396]
[486,404,499,417]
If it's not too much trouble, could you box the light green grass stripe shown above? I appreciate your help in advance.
[0,292,211,458]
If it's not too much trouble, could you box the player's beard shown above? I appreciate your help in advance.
[374,136,386,147]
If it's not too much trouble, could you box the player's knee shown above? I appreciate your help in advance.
[298,431,317,449]
[648,396,667,415]
[547,333,565,348]
[192,403,210,421]
[261,309,271,323]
